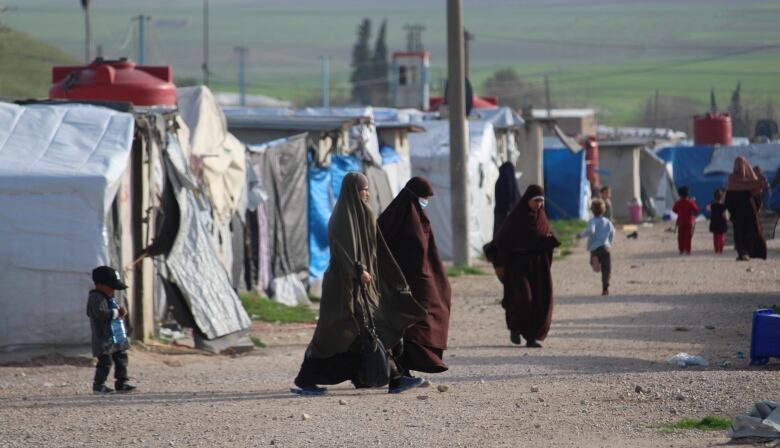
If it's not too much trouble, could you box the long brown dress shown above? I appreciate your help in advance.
[378,177,452,374]
[489,184,559,343]
[725,156,767,260]
[295,172,426,387]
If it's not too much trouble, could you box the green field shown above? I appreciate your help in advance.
[3,0,780,125]
[0,26,77,98]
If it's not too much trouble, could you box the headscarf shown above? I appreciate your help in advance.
[727,156,765,195]
[329,172,376,275]
[490,184,553,267]
[378,177,433,241]
[495,162,521,216]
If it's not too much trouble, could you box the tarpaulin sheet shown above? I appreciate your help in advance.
[543,148,589,220]
[331,154,363,199]
[307,163,333,279]
[0,103,134,352]
[666,145,727,212]
[249,137,309,279]
[164,136,251,340]
[408,120,500,260]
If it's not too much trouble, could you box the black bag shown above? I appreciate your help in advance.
[353,264,390,388]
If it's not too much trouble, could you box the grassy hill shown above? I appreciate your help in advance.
[0,26,78,99]
[4,0,780,125]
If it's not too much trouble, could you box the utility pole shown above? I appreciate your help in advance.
[447,0,470,267]
[544,74,552,119]
[464,29,474,76]
[235,46,248,107]
[652,89,660,144]
[133,15,149,64]
[81,0,92,63]
[321,55,330,108]
[202,0,210,86]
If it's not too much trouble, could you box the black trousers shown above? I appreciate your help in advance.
[94,350,129,386]
[592,246,612,290]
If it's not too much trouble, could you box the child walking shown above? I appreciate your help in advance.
[706,188,728,253]
[672,186,700,255]
[578,199,615,296]
[87,266,136,394]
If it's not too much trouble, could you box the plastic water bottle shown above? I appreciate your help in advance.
[111,318,127,345]
[108,298,127,345]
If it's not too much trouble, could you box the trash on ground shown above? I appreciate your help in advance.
[729,401,780,439]
[668,352,708,367]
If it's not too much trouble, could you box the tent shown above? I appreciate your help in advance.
[0,103,134,355]
[408,120,501,260]
[656,145,726,213]
[542,138,590,220]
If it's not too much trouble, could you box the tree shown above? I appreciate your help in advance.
[709,88,717,113]
[482,68,544,110]
[350,18,372,104]
[369,19,390,106]
[728,81,748,137]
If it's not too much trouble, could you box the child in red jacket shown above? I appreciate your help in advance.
[672,186,700,255]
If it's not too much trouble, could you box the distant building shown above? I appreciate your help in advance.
[391,51,430,110]
[531,108,597,138]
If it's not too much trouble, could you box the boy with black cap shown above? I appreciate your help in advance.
[87,265,136,394]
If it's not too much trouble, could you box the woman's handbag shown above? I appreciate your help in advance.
[354,263,390,388]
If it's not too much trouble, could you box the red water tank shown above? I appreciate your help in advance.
[693,112,732,146]
[584,136,600,188]
[50,58,176,106]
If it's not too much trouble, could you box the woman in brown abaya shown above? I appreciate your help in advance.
[725,156,767,261]
[378,177,452,376]
[293,172,427,395]
[488,184,559,348]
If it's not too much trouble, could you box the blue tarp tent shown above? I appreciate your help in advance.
[543,148,589,220]
[656,145,726,213]
[307,154,362,279]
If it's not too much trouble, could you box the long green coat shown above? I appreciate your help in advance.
[306,172,426,358]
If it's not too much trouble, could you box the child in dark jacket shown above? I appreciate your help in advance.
[706,188,728,253]
[672,186,700,255]
[87,266,136,394]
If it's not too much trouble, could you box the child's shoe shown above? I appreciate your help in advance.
[92,384,114,394]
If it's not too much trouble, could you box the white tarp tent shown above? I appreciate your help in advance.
[704,144,780,176]
[0,103,134,353]
[409,120,500,260]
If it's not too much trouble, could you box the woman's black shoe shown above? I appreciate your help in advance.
[526,339,542,348]
[510,331,522,345]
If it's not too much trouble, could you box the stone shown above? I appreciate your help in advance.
[339,399,348,406]
[675,394,685,401]
[42,382,54,387]
[530,386,540,393]
[301,413,311,421]
[437,385,450,393]
[534,423,541,429]
[634,385,645,394]
[416,395,429,400]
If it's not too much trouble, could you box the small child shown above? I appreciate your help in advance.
[672,186,700,255]
[578,199,615,296]
[600,186,613,220]
[706,188,728,253]
[86,266,136,394]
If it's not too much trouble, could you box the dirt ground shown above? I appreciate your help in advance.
[1,224,779,447]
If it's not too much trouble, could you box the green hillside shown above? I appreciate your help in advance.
[0,26,78,99]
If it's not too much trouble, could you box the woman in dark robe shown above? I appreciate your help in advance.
[725,156,767,261]
[488,184,559,348]
[378,177,452,376]
[494,162,521,237]
[293,172,427,395]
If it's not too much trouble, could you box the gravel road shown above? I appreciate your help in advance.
[1,223,779,447]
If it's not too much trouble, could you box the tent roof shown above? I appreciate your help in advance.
[225,114,366,132]
[375,121,426,132]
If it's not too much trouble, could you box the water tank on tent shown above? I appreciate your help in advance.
[693,112,732,146]
[50,57,176,106]
[583,136,600,188]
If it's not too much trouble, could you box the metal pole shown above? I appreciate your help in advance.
[203,0,209,86]
[236,46,247,107]
[321,55,330,108]
[84,1,92,63]
[447,0,470,267]
[136,15,146,65]
[544,74,551,118]
[652,89,659,144]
